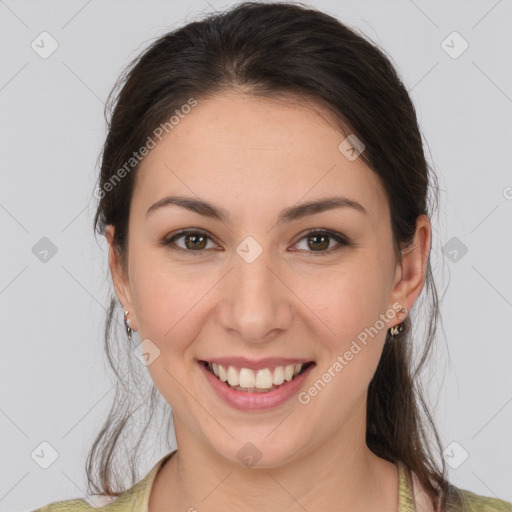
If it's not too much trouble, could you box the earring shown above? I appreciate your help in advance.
[124,310,135,341]
[389,308,408,336]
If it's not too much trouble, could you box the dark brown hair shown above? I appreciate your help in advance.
[89,2,463,509]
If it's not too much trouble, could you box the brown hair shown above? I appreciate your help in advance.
[89,2,462,509]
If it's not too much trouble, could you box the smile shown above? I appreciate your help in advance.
[200,360,315,393]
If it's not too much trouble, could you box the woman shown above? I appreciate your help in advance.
[34,2,511,511]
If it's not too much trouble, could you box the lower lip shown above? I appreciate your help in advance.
[198,360,315,411]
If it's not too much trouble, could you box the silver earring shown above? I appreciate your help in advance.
[389,308,408,336]
[124,310,134,340]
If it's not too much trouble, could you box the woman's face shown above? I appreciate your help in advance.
[107,90,429,467]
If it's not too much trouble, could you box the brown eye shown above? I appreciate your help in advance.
[306,233,330,251]
[162,229,217,254]
[162,228,352,257]
[182,232,208,250]
[294,229,351,256]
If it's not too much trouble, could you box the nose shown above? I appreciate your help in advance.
[217,251,293,344]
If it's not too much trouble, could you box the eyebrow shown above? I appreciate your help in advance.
[145,195,367,224]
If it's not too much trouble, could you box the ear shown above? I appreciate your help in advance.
[105,225,138,331]
[389,214,432,321]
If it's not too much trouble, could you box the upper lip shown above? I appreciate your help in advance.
[198,357,315,371]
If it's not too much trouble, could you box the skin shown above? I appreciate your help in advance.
[106,90,431,512]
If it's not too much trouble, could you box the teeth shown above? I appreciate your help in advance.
[239,368,256,388]
[273,365,284,385]
[227,365,239,387]
[284,364,294,382]
[208,362,305,390]
[255,368,273,388]
[218,364,228,382]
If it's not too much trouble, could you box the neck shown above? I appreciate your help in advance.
[149,420,399,511]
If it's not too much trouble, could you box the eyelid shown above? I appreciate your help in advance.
[161,228,218,255]
[292,228,352,257]
[161,228,352,256]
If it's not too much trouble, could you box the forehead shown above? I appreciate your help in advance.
[133,91,388,226]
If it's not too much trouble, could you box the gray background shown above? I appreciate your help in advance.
[1,0,511,510]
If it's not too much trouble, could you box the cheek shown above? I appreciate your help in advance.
[303,257,392,390]
[129,247,221,362]
[130,232,393,348]
[129,259,207,403]
[134,276,203,343]
[307,257,391,336]
[128,250,185,337]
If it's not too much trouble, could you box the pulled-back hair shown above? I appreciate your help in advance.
[90,2,462,509]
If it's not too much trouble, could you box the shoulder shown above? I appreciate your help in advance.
[406,467,511,512]
[30,496,112,511]
[31,490,137,511]
[31,450,177,512]
[449,486,512,512]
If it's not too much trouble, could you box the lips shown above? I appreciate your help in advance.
[198,356,315,372]
[198,357,316,410]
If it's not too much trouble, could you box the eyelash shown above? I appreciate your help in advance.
[161,228,352,257]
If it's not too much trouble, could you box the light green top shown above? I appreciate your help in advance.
[33,450,512,511]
